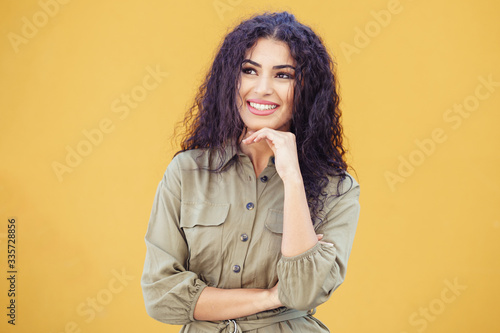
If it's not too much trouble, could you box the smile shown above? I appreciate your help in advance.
[249,102,278,110]
[246,101,280,116]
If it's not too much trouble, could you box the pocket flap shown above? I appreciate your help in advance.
[180,202,230,228]
[264,208,284,234]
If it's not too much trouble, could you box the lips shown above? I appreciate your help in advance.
[246,99,280,116]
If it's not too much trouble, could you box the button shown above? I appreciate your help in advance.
[260,175,268,183]
[246,202,254,210]
[240,233,248,242]
[232,265,241,273]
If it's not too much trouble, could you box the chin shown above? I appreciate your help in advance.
[242,115,291,131]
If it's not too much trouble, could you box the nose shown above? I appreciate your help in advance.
[254,74,273,95]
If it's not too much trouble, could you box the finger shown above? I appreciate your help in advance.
[243,127,273,143]
[316,234,324,240]
[242,131,260,144]
[264,138,276,151]
[252,131,267,142]
[319,241,335,247]
[254,130,280,145]
[247,129,270,143]
[242,130,256,143]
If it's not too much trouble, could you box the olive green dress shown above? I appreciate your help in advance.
[141,144,361,332]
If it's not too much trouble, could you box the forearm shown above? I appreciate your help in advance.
[193,286,281,321]
[281,176,318,257]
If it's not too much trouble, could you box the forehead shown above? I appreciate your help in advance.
[244,38,296,66]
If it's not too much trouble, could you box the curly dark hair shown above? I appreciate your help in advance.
[174,11,353,226]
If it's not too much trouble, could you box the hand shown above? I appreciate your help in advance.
[242,127,301,182]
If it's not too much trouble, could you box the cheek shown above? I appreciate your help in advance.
[288,89,294,103]
[284,86,294,119]
[284,85,294,105]
[237,81,251,106]
[236,90,245,109]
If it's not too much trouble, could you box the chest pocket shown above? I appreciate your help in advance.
[180,202,230,274]
[264,208,284,254]
[264,208,284,234]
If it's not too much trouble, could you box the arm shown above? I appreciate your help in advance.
[242,129,319,256]
[242,129,326,256]
[141,157,206,325]
[281,175,324,256]
[242,128,361,311]
[277,177,361,310]
[193,284,281,321]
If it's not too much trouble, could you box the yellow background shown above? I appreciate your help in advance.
[1,0,499,332]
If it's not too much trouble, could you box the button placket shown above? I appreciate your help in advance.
[227,160,257,286]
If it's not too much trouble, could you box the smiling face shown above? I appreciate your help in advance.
[236,38,296,133]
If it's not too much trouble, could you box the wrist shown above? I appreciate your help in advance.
[258,288,281,311]
[282,170,303,186]
[268,287,284,310]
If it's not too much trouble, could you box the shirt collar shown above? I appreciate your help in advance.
[218,138,275,169]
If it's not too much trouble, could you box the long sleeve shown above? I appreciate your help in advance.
[276,174,361,310]
[141,156,208,325]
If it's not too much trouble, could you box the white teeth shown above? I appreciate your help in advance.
[249,102,278,111]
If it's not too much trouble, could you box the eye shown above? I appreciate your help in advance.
[276,72,294,79]
[241,67,257,75]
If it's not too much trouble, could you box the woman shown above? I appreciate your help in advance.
[141,11,361,332]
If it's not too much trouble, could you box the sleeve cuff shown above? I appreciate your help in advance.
[279,241,335,263]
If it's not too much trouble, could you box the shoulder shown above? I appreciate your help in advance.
[170,147,228,171]
[314,170,360,223]
[170,147,236,172]
[324,170,360,197]
[163,148,230,181]
[159,149,206,182]
[171,149,209,169]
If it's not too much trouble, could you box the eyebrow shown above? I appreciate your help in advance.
[241,59,296,70]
